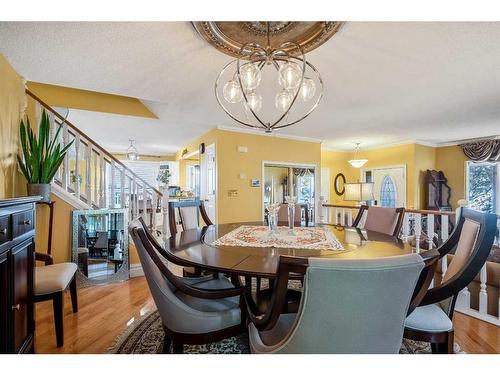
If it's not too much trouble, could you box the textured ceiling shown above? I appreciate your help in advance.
[1,21,500,154]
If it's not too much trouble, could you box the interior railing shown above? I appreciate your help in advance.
[26,89,164,228]
[320,201,500,326]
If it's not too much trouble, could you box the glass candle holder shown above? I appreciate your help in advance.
[285,196,298,233]
[266,202,281,232]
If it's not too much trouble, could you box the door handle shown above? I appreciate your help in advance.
[0,228,6,235]
[22,219,31,225]
[12,304,20,311]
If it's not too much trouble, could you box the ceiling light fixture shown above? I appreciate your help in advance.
[126,140,139,161]
[348,143,368,168]
[215,21,324,133]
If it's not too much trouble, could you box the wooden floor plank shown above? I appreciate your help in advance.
[34,276,500,354]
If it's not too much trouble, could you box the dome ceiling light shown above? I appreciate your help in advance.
[348,143,368,168]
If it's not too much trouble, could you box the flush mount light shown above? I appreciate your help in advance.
[348,143,368,168]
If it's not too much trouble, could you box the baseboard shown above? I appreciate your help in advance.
[130,263,144,278]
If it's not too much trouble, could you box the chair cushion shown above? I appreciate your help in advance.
[35,262,78,296]
[443,218,480,282]
[405,304,453,333]
[175,276,240,313]
[258,313,297,346]
[179,206,199,230]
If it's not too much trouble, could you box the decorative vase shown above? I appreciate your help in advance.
[27,183,51,202]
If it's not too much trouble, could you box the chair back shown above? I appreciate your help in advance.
[94,232,108,248]
[425,208,497,316]
[273,254,424,353]
[168,199,213,236]
[353,205,405,236]
[277,204,303,225]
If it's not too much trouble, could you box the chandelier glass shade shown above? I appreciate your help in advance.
[126,140,139,161]
[347,143,368,168]
[215,22,324,133]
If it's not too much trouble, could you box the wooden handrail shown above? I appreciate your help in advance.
[321,203,456,216]
[26,89,163,197]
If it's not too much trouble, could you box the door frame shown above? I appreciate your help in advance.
[261,161,320,221]
[360,164,407,207]
[201,143,217,224]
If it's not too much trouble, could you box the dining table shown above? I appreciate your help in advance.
[160,222,438,279]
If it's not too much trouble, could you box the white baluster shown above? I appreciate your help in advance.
[102,157,108,208]
[142,185,147,222]
[457,287,471,310]
[35,102,42,129]
[340,208,346,226]
[334,207,339,225]
[132,177,138,219]
[441,214,449,242]
[347,209,353,226]
[62,122,69,190]
[427,214,434,250]
[319,196,325,223]
[152,191,158,230]
[120,168,125,209]
[93,150,98,206]
[161,185,169,238]
[110,162,116,208]
[74,134,80,199]
[402,212,410,237]
[99,153,105,208]
[479,265,488,315]
[441,254,448,280]
[414,213,422,252]
[85,144,92,204]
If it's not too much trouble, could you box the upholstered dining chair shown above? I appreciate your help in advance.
[352,205,405,237]
[245,254,425,353]
[34,252,78,347]
[168,199,213,237]
[404,208,497,354]
[129,219,246,353]
[277,204,308,226]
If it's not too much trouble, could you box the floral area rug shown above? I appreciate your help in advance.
[213,225,345,251]
[107,310,465,354]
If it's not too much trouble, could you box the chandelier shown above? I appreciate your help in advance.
[348,143,368,168]
[214,22,324,133]
[126,140,139,161]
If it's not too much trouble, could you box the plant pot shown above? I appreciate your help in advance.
[27,183,51,202]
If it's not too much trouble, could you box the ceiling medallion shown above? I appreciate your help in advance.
[193,21,343,58]
[196,21,342,133]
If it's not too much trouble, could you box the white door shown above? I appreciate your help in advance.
[200,143,217,223]
[368,166,406,208]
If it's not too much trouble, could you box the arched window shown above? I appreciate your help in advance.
[380,175,397,208]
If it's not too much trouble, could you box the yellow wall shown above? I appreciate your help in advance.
[27,82,157,119]
[112,153,175,162]
[0,54,26,199]
[435,145,467,209]
[179,158,199,189]
[414,144,436,209]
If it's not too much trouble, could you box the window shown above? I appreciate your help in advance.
[297,174,315,204]
[466,161,499,214]
[380,175,397,208]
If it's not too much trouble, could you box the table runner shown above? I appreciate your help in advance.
[213,225,344,250]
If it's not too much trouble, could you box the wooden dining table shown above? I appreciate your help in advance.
[160,222,437,279]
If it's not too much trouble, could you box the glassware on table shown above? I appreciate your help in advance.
[285,195,298,234]
[266,202,281,233]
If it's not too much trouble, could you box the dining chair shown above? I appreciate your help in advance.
[34,252,78,347]
[168,199,213,236]
[129,219,246,353]
[352,205,405,237]
[404,208,497,353]
[245,253,425,353]
[277,204,308,226]
[93,231,109,257]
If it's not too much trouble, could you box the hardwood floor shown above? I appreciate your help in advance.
[34,276,500,354]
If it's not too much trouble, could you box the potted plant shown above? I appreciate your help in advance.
[17,109,73,202]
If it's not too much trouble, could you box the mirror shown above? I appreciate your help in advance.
[334,173,346,196]
[72,208,129,286]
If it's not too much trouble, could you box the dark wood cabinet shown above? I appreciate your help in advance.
[0,197,39,354]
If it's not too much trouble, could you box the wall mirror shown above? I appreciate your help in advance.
[334,173,346,196]
[72,208,129,286]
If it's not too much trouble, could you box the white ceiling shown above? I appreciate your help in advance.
[1,21,500,154]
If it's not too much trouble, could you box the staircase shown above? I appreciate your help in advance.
[27,89,165,230]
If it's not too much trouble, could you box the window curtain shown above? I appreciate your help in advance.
[293,168,314,177]
[460,139,500,162]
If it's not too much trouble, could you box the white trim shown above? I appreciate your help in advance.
[261,160,320,222]
[129,263,144,278]
[217,125,323,144]
[51,183,90,210]
[321,139,440,152]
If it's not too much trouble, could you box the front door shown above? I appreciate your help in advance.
[201,143,217,223]
[365,166,406,207]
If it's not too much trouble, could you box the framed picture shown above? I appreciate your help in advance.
[251,179,260,187]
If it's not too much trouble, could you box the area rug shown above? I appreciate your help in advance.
[213,225,345,251]
[107,310,465,354]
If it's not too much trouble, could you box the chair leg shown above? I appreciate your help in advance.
[431,343,438,354]
[172,341,184,354]
[434,331,454,354]
[53,291,64,347]
[162,335,172,354]
[69,276,78,313]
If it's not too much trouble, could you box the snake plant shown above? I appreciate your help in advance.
[17,109,73,183]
